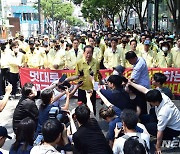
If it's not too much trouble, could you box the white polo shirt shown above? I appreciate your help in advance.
[155,93,180,131]
[113,132,150,154]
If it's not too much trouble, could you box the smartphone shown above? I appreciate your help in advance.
[117,122,122,129]
[78,81,83,85]
[59,74,67,83]
[79,70,84,77]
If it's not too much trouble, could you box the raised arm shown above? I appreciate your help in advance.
[128,80,149,94]
[0,84,12,112]
[61,89,70,111]
[96,89,113,107]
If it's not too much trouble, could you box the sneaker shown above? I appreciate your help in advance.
[0,95,4,100]
[9,95,16,100]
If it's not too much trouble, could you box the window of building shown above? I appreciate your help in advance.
[23,13,31,21]
[33,13,38,21]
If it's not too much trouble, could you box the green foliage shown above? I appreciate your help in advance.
[40,0,74,20]
[80,0,124,24]
[66,16,85,26]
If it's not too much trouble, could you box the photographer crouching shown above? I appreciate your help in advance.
[34,77,83,146]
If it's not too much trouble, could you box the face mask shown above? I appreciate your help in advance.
[162,46,168,52]
[133,34,137,38]
[13,48,19,53]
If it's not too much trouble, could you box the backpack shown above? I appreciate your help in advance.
[122,133,150,154]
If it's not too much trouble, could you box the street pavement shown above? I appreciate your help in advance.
[0,97,179,154]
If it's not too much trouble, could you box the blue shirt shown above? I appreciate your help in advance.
[9,144,33,154]
[107,117,121,141]
[36,102,60,136]
[100,89,134,111]
[131,57,150,88]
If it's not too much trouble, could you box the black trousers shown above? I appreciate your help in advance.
[141,108,180,140]
[145,122,180,140]
[0,68,10,95]
[9,72,19,95]
[0,72,2,96]
[78,89,96,115]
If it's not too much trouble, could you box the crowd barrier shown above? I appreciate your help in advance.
[19,67,180,96]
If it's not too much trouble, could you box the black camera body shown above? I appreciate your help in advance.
[49,107,69,125]
[58,81,71,90]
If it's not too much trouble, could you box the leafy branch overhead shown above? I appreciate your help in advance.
[40,0,73,19]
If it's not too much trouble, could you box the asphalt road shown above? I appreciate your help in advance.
[0,97,179,154]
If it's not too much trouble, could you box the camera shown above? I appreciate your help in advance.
[90,71,94,76]
[58,81,71,90]
[49,107,69,125]
[78,81,83,85]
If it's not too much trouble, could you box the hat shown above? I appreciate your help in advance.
[113,65,125,75]
[0,126,12,139]
[81,34,86,37]
[44,35,49,39]
[144,40,151,45]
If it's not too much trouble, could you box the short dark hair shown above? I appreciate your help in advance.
[153,73,167,85]
[130,39,137,45]
[40,89,53,109]
[84,45,94,53]
[10,42,17,50]
[125,51,137,60]
[123,136,146,154]
[21,82,34,97]
[75,104,90,125]
[120,109,138,130]
[107,75,122,88]
[99,106,116,120]
[73,38,79,43]
[146,89,162,103]
[88,37,95,41]
[111,37,118,43]
[42,119,64,143]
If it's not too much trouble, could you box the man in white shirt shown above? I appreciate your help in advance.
[31,119,72,154]
[128,81,180,153]
[113,109,150,154]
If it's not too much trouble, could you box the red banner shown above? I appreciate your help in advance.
[19,68,180,95]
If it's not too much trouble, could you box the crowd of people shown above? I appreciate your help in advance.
[0,29,180,154]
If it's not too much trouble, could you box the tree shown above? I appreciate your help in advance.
[126,0,149,31]
[73,0,123,30]
[66,16,85,27]
[166,0,180,34]
[40,0,74,20]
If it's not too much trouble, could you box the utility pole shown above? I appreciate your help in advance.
[38,0,41,34]
[154,0,159,31]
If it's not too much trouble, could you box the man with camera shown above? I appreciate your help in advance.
[31,119,73,154]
